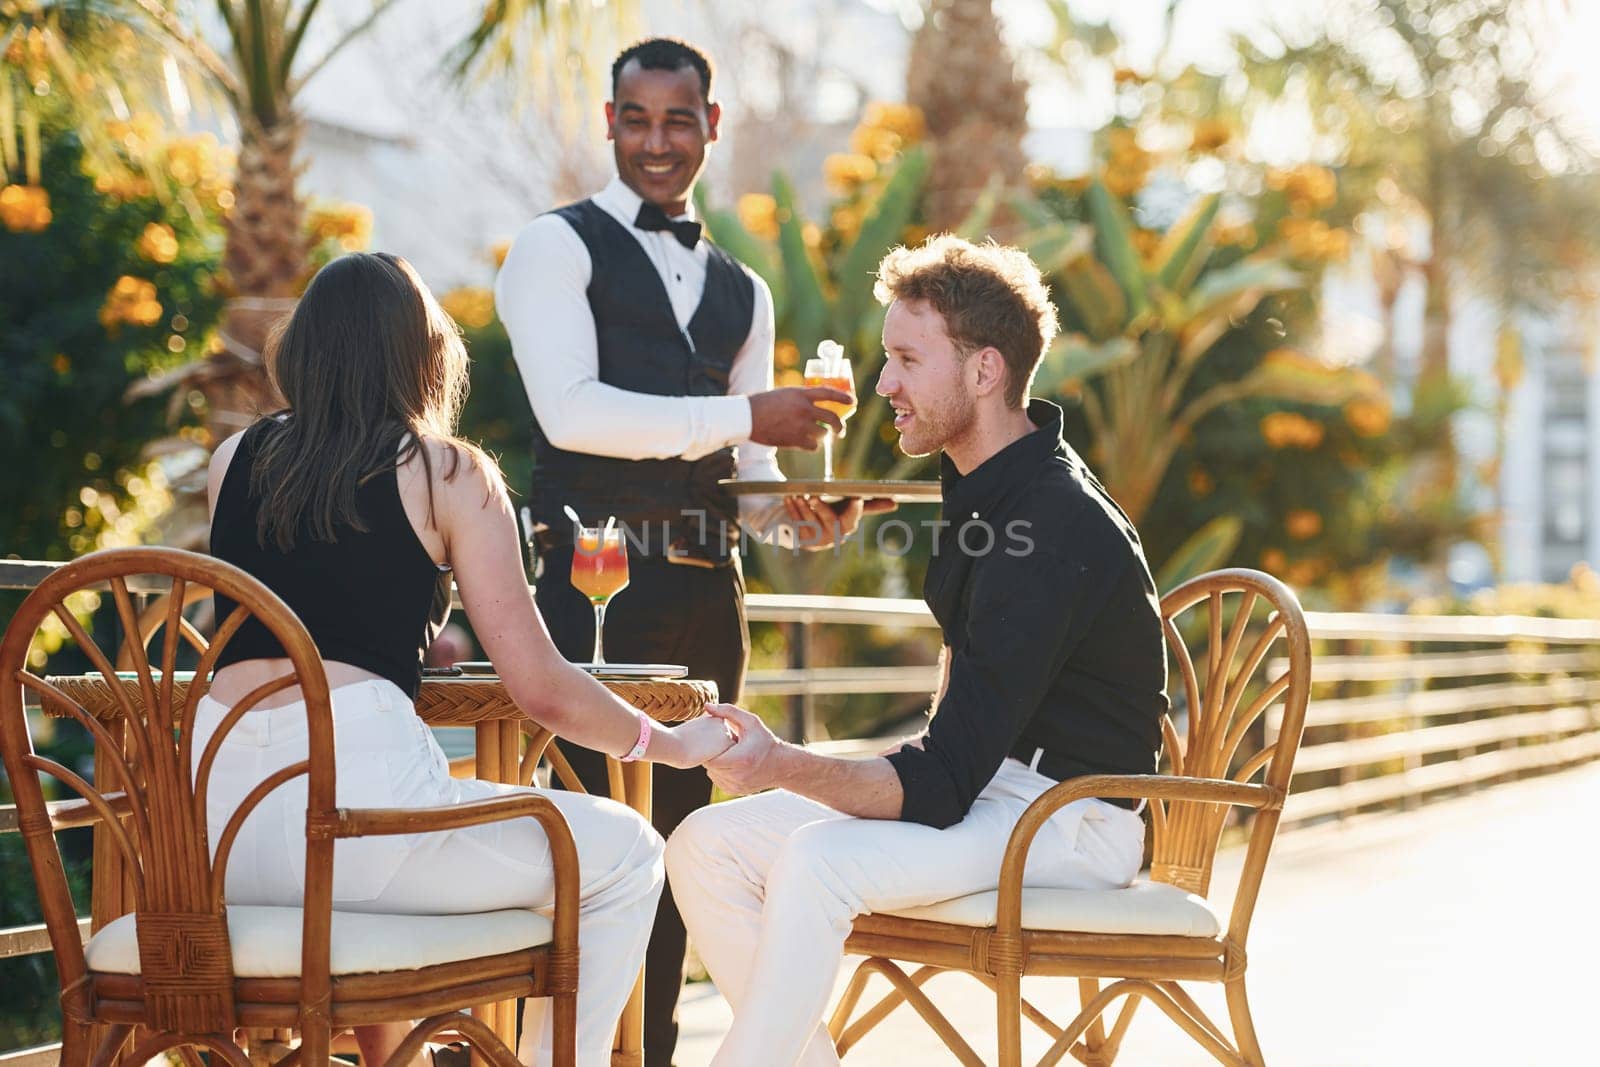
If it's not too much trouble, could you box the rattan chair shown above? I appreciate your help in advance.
[828,568,1312,1067]
[0,546,580,1066]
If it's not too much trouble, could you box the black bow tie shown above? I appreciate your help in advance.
[635,201,702,249]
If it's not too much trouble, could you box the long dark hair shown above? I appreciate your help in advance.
[251,252,497,550]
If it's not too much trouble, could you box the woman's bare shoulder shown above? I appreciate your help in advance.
[401,434,507,508]
[206,429,251,517]
[211,428,249,469]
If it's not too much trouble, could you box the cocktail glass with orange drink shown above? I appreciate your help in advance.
[804,342,856,480]
[571,524,629,664]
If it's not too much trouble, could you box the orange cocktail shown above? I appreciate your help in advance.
[803,354,856,479]
[572,526,629,663]
[804,374,858,419]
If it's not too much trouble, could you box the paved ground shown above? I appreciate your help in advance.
[673,761,1600,1065]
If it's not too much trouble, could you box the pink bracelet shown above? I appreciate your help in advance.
[621,714,652,762]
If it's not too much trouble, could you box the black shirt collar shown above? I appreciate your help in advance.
[939,398,1069,518]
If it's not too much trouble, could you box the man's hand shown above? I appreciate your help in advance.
[749,387,851,449]
[703,703,788,796]
[783,495,897,550]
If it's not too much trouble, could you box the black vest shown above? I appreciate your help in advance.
[528,198,755,564]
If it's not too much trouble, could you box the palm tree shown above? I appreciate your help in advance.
[905,0,1028,233]
[4,0,631,442]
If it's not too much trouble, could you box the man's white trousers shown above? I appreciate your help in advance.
[666,758,1145,1067]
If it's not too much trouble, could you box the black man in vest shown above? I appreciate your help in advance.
[495,36,880,1066]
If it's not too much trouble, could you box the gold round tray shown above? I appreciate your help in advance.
[719,478,941,503]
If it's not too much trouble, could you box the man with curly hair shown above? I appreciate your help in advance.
[668,236,1169,1066]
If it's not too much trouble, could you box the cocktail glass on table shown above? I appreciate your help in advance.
[570,525,629,664]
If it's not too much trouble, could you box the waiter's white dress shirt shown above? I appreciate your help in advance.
[495,176,794,544]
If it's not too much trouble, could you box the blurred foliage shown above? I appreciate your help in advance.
[1185,0,1600,548]
[1412,562,1600,621]
[1014,15,1484,601]
[3,0,639,461]
[0,110,224,575]
[1223,0,1600,328]
[451,314,535,509]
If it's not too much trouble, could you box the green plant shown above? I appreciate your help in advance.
[3,0,639,440]
[0,116,223,570]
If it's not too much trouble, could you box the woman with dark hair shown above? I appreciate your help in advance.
[197,252,735,1066]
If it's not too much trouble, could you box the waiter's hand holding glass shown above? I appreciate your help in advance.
[803,340,857,480]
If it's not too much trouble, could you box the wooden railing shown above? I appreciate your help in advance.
[3,562,1599,1063]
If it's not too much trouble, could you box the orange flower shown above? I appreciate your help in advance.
[93,172,156,201]
[439,287,495,330]
[1188,468,1214,496]
[823,153,877,196]
[1342,396,1392,437]
[0,184,52,232]
[1106,128,1145,164]
[831,203,862,243]
[1268,164,1338,211]
[737,193,780,241]
[1260,412,1325,449]
[1189,119,1233,153]
[1130,227,1161,264]
[98,276,162,332]
[861,102,925,145]
[850,123,903,164]
[1286,510,1323,540]
[1212,219,1257,248]
[489,239,512,269]
[1261,548,1288,574]
[136,222,179,264]
[1100,127,1151,198]
[775,339,800,369]
[1101,165,1148,199]
[164,133,224,188]
[306,202,373,251]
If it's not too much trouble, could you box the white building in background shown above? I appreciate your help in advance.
[289,5,582,290]
[1502,319,1600,583]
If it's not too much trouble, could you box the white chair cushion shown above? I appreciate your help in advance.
[882,880,1221,938]
[84,905,553,978]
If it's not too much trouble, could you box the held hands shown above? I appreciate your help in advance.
[749,386,852,449]
[701,703,786,796]
[652,714,738,769]
[783,495,898,550]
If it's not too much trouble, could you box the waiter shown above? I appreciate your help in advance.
[495,36,871,1066]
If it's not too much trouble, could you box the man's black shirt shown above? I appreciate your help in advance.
[885,399,1169,828]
